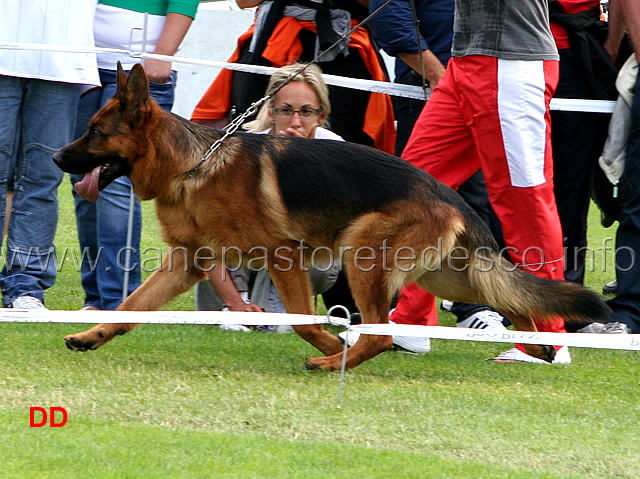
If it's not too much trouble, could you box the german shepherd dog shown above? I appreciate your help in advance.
[53,64,610,370]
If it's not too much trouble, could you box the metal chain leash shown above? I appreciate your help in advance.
[186,97,269,177]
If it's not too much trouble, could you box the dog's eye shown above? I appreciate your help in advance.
[89,126,103,137]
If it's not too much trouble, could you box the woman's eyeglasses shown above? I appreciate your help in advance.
[272,107,322,118]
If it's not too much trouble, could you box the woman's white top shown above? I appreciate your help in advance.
[255,126,345,141]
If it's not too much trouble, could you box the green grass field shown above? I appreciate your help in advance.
[1,176,638,478]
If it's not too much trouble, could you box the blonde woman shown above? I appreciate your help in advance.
[243,63,343,141]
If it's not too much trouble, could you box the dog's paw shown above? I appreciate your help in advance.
[304,356,341,372]
[542,345,556,363]
[64,331,104,352]
[523,344,557,363]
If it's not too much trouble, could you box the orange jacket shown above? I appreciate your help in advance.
[191,18,396,153]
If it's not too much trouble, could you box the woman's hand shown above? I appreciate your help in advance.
[226,300,265,313]
[236,0,264,8]
[144,58,172,83]
[277,126,317,138]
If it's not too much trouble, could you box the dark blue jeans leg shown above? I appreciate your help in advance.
[606,69,640,333]
[0,77,83,305]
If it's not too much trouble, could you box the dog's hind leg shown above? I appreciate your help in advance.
[267,248,344,356]
[305,204,466,371]
[64,246,205,352]
[498,312,556,363]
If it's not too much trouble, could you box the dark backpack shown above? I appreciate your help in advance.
[549,2,619,100]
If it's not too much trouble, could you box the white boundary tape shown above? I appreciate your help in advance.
[0,308,349,327]
[347,324,640,351]
[0,41,616,111]
[1,308,637,351]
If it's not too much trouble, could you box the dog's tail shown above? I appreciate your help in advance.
[468,250,612,324]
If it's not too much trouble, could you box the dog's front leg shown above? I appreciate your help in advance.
[267,250,343,357]
[304,301,394,371]
[64,247,205,352]
[305,248,395,371]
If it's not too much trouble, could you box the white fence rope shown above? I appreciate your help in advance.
[0,41,617,111]
[1,308,637,350]
[346,324,640,351]
[0,308,349,327]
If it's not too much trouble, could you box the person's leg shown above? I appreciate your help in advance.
[470,59,565,280]
[391,60,482,327]
[396,69,507,326]
[90,71,142,310]
[94,176,142,310]
[316,49,379,309]
[318,45,375,147]
[321,270,358,317]
[552,49,610,285]
[605,72,640,333]
[0,78,83,306]
[72,69,138,310]
[459,57,567,342]
[393,69,426,156]
[0,76,22,253]
[390,283,437,326]
[71,84,104,308]
[402,60,482,188]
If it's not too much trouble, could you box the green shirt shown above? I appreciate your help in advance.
[99,0,200,19]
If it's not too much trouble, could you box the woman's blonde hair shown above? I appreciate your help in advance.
[243,62,331,132]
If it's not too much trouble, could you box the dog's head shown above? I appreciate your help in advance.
[53,62,154,201]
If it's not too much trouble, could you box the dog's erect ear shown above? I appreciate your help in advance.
[116,61,127,96]
[119,63,150,109]
[118,63,151,127]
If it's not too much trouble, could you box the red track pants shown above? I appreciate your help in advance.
[391,56,567,343]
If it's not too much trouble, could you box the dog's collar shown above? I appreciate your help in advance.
[187,136,226,178]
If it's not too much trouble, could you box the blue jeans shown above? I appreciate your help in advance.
[0,76,84,306]
[70,68,176,310]
[607,69,640,333]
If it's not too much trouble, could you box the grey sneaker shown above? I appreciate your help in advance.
[602,279,618,295]
[11,296,46,309]
[600,322,631,334]
[576,322,606,333]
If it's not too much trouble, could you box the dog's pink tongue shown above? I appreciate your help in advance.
[73,167,101,202]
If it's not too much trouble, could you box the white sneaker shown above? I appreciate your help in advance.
[490,346,571,364]
[457,309,507,331]
[219,324,251,332]
[392,333,431,354]
[440,300,453,311]
[338,329,359,347]
[11,296,46,309]
[338,320,431,354]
